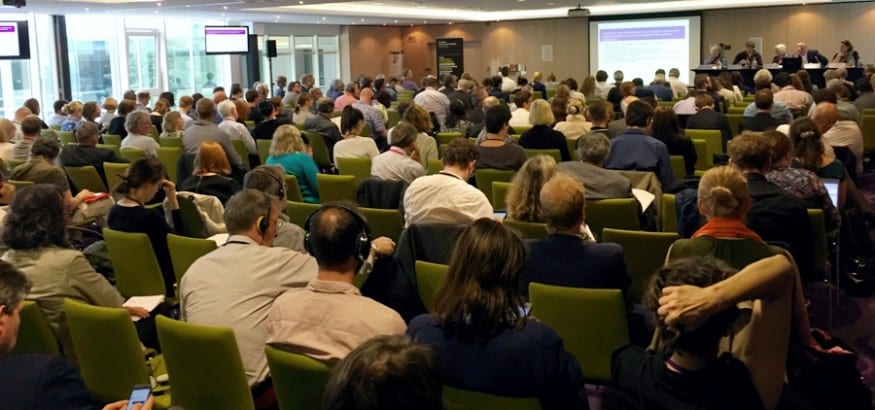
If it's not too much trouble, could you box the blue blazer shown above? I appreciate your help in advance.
[0,354,100,409]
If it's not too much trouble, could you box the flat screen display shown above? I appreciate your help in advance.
[204,26,249,55]
[0,21,30,60]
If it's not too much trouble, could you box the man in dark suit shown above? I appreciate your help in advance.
[59,122,129,187]
[632,78,656,99]
[558,132,632,200]
[685,93,734,148]
[728,133,815,282]
[796,42,828,66]
[739,89,779,132]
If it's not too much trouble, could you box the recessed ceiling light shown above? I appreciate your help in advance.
[84,7,89,11]
[298,0,304,4]
[394,19,398,23]
[276,15,280,18]
[222,5,228,9]
[322,16,326,20]
[156,2,161,6]
[361,18,365,21]
[546,2,555,4]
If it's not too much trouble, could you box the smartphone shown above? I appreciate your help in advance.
[519,302,532,317]
[126,384,151,410]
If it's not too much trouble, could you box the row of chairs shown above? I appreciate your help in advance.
[62,147,180,194]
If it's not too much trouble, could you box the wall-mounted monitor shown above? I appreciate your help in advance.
[204,26,249,55]
[0,21,31,60]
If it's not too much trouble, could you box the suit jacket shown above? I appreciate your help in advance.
[0,354,100,410]
[685,108,733,148]
[558,161,632,200]
[803,49,828,66]
[59,145,129,186]
[521,234,629,297]
[739,112,779,133]
[732,50,764,66]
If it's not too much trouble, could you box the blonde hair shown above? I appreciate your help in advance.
[506,155,558,222]
[194,141,231,175]
[697,166,750,219]
[62,101,83,115]
[565,98,585,117]
[270,124,306,157]
[528,99,555,126]
[102,97,118,111]
[162,111,183,133]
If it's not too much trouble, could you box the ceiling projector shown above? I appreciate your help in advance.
[568,5,590,17]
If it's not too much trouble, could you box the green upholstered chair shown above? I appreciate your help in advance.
[726,113,743,136]
[443,387,541,410]
[286,201,321,228]
[808,209,828,279]
[491,181,511,211]
[438,144,449,159]
[64,166,108,193]
[176,194,207,239]
[359,207,403,242]
[159,136,183,148]
[64,300,171,408]
[474,169,515,206]
[602,228,679,302]
[103,162,130,193]
[529,284,628,384]
[692,139,710,171]
[415,261,448,313]
[524,149,561,163]
[167,233,217,285]
[149,125,159,142]
[120,148,146,163]
[156,316,255,410]
[585,198,640,241]
[257,139,272,166]
[669,155,686,179]
[336,156,372,186]
[102,134,122,146]
[512,125,532,135]
[284,175,304,202]
[231,139,250,169]
[7,179,32,189]
[426,159,442,175]
[502,219,548,240]
[660,194,677,233]
[103,228,167,297]
[244,120,256,129]
[156,147,181,184]
[685,129,724,155]
[303,131,333,169]
[387,109,400,129]
[265,345,331,410]
[316,174,357,203]
[436,132,464,146]
[10,301,59,356]
[862,115,875,156]
[57,131,76,146]
[97,143,121,157]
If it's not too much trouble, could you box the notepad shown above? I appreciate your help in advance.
[123,295,164,322]
[632,188,655,214]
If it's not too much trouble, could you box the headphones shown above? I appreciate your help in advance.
[303,203,372,263]
[254,191,274,237]
[249,167,286,200]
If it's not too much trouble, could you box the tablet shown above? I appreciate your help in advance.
[822,178,840,207]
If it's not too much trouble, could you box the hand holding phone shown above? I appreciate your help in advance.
[126,384,152,410]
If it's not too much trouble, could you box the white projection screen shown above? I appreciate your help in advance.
[589,16,701,85]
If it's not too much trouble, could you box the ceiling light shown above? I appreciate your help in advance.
[84,7,89,11]
[222,5,228,9]
[156,2,161,6]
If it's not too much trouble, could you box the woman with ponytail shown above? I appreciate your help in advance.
[107,157,181,296]
[789,117,848,209]
[332,105,380,164]
[553,98,591,140]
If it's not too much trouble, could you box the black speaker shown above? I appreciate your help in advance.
[267,40,277,58]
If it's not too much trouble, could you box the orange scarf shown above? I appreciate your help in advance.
[692,217,763,242]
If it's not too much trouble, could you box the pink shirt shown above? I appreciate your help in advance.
[333,93,359,112]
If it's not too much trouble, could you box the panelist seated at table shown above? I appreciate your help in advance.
[796,42,828,67]
[732,40,764,67]
[771,43,788,65]
[831,39,861,68]
[705,44,727,67]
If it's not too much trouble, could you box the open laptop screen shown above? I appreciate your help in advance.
[822,178,840,207]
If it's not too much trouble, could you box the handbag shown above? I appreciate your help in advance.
[787,331,871,410]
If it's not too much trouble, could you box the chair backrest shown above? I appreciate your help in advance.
[102,134,122,146]
[360,207,404,242]
[491,181,511,211]
[807,209,828,279]
[602,228,679,302]
[669,155,686,179]
[726,113,743,136]
[64,166,108,193]
[387,109,400,129]
[264,345,331,410]
[317,173,357,202]
[103,162,130,193]
[231,139,251,169]
[529,284,628,384]
[57,131,76,145]
[64,299,151,403]
[438,144,449,159]
[524,149,561,163]
[685,129,724,155]
[585,198,639,240]
[97,143,121,157]
[861,115,875,154]
[336,156,372,186]
[426,159,442,175]
[157,147,182,184]
[286,201,321,228]
[10,301,59,356]
[474,168,515,205]
[284,174,305,202]
[167,233,217,285]
[257,139,272,165]
[512,125,532,135]
[436,132,464,146]
[149,125,159,142]
[159,136,183,148]
[691,139,710,171]
[415,261,449,313]
[7,179,32,189]
[303,131,333,168]
[177,194,208,239]
[156,316,255,410]
[103,228,167,297]
[502,219,548,240]
[120,148,146,163]
[660,194,677,233]
[443,386,541,410]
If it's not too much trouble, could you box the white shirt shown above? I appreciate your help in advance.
[823,120,864,174]
[180,235,317,386]
[673,97,698,116]
[371,147,426,183]
[0,142,15,163]
[773,86,813,111]
[219,118,257,155]
[120,133,159,157]
[668,77,688,98]
[403,171,494,227]
[333,136,380,164]
[501,76,517,93]
[553,115,592,140]
[413,87,451,127]
[509,108,531,128]
[595,82,613,99]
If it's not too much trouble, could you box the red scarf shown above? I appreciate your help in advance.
[692,217,763,242]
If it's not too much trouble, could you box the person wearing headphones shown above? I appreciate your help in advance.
[179,189,317,406]
[242,165,307,252]
[266,202,404,362]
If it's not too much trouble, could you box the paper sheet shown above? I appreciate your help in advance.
[123,295,164,322]
[631,188,655,214]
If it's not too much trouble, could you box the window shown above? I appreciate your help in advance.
[165,20,230,99]
[67,15,119,104]
[260,34,339,95]
[0,14,57,120]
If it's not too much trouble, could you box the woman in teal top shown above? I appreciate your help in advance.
[266,125,320,203]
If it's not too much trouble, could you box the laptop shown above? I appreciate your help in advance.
[822,178,840,206]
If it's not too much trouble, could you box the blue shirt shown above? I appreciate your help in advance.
[604,128,674,188]
[60,118,82,132]
[266,152,320,203]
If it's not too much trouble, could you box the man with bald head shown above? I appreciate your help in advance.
[813,102,863,174]
[796,42,828,66]
[352,87,388,151]
[11,107,32,142]
[0,119,16,162]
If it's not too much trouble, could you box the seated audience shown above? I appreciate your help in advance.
[509,90,532,127]
[407,218,587,409]
[178,95,197,126]
[179,141,242,204]
[148,99,169,133]
[519,99,571,161]
[441,98,473,135]
[476,105,527,171]
[371,122,425,183]
[743,71,793,124]
[739,90,779,133]
[559,132,632,199]
[217,100,257,156]
[334,106,380,163]
[108,158,181,296]
[400,105,439,167]
[0,119,14,162]
[414,77,451,126]
[107,99,135,139]
[267,202,404,361]
[12,114,40,161]
[59,122,128,186]
[60,101,84,132]
[610,256,764,410]
[252,98,287,141]
[182,190,317,389]
[586,100,615,138]
[651,107,697,177]
[773,72,812,112]
[790,117,848,210]
[604,101,674,188]
[304,98,342,156]
[292,94,315,124]
[81,102,103,132]
[120,111,160,157]
[553,98,591,140]
[2,185,149,363]
[242,166,307,252]
[334,82,360,112]
[323,335,443,410]
[619,82,638,116]
[159,111,184,139]
[685,93,732,150]
[49,99,69,127]
[352,88,389,150]
[99,97,118,129]
[266,125,320,204]
[852,75,875,112]
[403,139,493,226]
[505,155,558,222]
[11,136,93,213]
[182,98,244,171]
[812,102,864,175]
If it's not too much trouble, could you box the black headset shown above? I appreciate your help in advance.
[254,191,274,237]
[249,167,286,200]
[303,203,371,263]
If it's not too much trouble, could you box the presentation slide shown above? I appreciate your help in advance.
[0,22,21,58]
[205,26,249,54]
[589,16,700,85]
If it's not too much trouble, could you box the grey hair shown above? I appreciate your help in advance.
[0,260,30,316]
[125,110,150,134]
[224,189,277,234]
[218,100,236,118]
[775,43,787,54]
[577,132,611,165]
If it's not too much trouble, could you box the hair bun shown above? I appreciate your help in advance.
[710,186,739,209]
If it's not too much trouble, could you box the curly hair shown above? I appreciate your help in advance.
[2,184,70,250]
[506,155,558,222]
